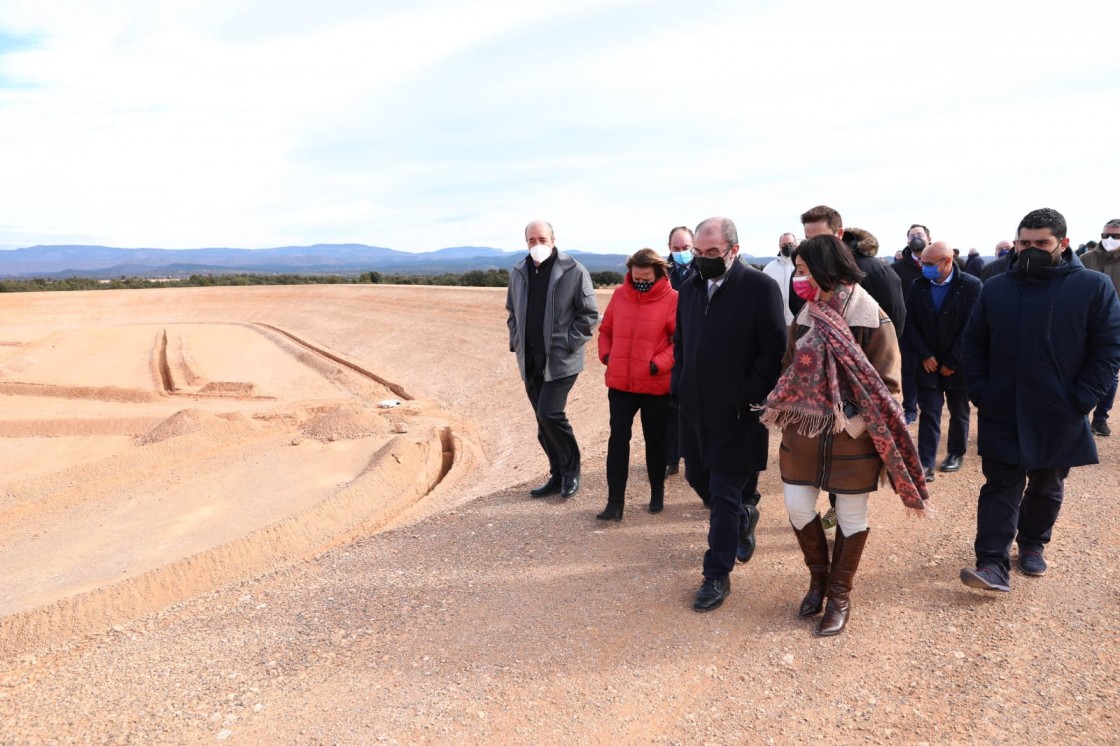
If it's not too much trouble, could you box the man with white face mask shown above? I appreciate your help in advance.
[507,220,599,499]
[1078,219,1120,436]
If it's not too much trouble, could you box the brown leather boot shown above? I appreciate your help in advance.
[791,515,829,617]
[817,527,870,636]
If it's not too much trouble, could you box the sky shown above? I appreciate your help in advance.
[0,0,1117,256]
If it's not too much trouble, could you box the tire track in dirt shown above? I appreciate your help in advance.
[253,322,414,401]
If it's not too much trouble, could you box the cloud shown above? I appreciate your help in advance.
[0,0,1117,253]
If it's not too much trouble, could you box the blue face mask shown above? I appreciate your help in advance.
[921,263,942,281]
[671,251,693,265]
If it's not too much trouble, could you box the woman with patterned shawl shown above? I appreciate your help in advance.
[757,235,928,636]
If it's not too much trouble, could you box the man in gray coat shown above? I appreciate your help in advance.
[506,220,599,499]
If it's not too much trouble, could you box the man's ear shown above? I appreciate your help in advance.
[836,228,844,239]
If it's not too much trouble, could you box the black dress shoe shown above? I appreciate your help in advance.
[938,454,963,472]
[737,505,760,563]
[560,474,580,498]
[923,466,936,483]
[529,476,561,498]
[692,575,730,612]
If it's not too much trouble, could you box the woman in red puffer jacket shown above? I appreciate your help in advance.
[596,248,678,520]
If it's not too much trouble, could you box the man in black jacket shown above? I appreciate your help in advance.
[964,248,985,278]
[790,207,906,336]
[904,241,981,482]
[673,216,786,612]
[980,240,1015,283]
[961,208,1120,591]
[891,224,931,423]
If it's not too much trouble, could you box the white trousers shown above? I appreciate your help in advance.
[784,483,869,535]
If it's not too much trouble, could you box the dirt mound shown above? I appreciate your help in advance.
[137,409,248,445]
[298,403,390,442]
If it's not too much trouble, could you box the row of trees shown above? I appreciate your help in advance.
[0,268,630,293]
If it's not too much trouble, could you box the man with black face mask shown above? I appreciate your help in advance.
[891,224,931,424]
[672,216,787,612]
[960,208,1120,592]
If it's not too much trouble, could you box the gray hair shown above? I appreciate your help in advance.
[524,220,555,241]
[695,217,738,248]
[1106,219,1120,230]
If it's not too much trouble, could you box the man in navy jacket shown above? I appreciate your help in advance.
[904,241,982,481]
[672,217,787,612]
[960,208,1120,591]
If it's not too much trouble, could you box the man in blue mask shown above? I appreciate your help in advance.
[961,208,1120,591]
[903,241,981,483]
[663,225,695,476]
[665,226,695,291]
[980,239,1014,283]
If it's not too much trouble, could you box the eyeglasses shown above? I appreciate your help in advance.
[691,246,732,260]
[1102,232,1120,240]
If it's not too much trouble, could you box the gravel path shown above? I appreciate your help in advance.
[1,286,1117,743]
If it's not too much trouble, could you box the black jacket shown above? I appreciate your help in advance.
[666,257,694,290]
[672,260,787,473]
[964,254,985,278]
[903,269,982,390]
[980,254,1011,283]
[855,253,906,338]
[890,248,923,303]
[963,250,1120,469]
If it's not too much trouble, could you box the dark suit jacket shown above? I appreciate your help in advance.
[672,260,786,473]
[903,269,982,390]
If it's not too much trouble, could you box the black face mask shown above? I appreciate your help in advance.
[908,237,927,254]
[780,245,794,257]
[632,279,654,293]
[1018,247,1057,276]
[695,255,729,281]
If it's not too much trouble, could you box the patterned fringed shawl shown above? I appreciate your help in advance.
[757,284,929,512]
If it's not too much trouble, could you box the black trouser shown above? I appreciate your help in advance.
[917,379,971,468]
[664,394,680,468]
[685,464,758,578]
[901,348,919,416]
[524,362,580,479]
[974,458,1069,579]
[606,389,669,503]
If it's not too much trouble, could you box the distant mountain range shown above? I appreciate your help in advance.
[0,244,783,279]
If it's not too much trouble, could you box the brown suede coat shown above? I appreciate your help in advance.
[778,305,901,494]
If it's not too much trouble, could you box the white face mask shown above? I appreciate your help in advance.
[529,244,553,263]
[1102,238,1120,253]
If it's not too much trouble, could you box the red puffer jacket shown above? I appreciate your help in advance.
[598,274,677,395]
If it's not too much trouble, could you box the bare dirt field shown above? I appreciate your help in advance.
[0,284,1117,744]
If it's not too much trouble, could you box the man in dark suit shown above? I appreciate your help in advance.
[980,240,1015,283]
[673,216,787,612]
[891,224,932,424]
[903,241,981,483]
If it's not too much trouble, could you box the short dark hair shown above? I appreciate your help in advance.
[793,235,863,291]
[1017,208,1067,242]
[800,205,842,233]
[627,248,670,280]
[668,226,694,245]
[908,224,931,239]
